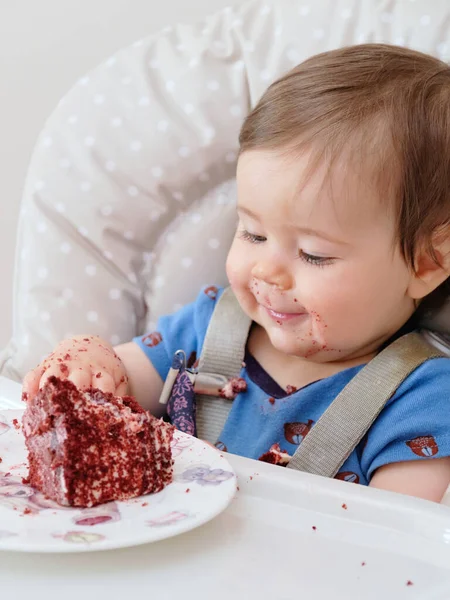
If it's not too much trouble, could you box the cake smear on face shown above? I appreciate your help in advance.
[22,376,174,508]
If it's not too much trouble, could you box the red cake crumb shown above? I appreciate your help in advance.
[286,385,297,395]
[258,443,291,466]
[23,508,32,515]
[406,581,414,587]
[312,526,317,531]
[0,457,2,464]
[22,376,174,508]
[12,419,20,430]
[219,377,247,400]
[342,503,348,510]
[361,562,366,567]
[268,397,275,405]
[141,502,148,507]
[185,488,190,493]
[59,364,69,376]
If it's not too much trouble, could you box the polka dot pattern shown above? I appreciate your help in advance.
[4,0,449,381]
[85,265,97,276]
[87,311,99,323]
[59,158,71,169]
[181,257,193,268]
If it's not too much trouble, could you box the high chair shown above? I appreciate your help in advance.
[1,0,449,497]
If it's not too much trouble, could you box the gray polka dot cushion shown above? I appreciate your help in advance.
[1,0,449,380]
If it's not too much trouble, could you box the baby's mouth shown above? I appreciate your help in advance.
[263,306,307,323]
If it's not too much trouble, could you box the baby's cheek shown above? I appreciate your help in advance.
[225,257,240,287]
[226,265,246,294]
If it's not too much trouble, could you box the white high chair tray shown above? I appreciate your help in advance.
[1,376,450,599]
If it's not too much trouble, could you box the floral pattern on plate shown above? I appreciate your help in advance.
[177,464,234,486]
[0,410,236,553]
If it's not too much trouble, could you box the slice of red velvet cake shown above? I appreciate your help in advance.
[22,376,174,507]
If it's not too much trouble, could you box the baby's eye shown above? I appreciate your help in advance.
[298,250,334,267]
[239,230,267,244]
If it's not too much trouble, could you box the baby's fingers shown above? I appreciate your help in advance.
[39,362,72,390]
[66,368,94,391]
[22,367,42,401]
[90,371,115,394]
[115,377,129,397]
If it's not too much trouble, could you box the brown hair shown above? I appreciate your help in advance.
[239,44,450,272]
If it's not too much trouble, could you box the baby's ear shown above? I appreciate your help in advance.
[407,228,450,300]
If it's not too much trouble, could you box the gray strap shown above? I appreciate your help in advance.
[196,287,251,443]
[287,332,444,477]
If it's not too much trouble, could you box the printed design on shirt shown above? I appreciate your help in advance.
[335,471,360,484]
[141,331,163,347]
[204,285,219,300]
[284,420,314,445]
[215,441,228,452]
[406,435,439,457]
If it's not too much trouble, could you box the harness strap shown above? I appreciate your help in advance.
[287,332,444,476]
[195,287,252,443]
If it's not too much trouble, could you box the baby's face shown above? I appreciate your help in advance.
[226,149,416,362]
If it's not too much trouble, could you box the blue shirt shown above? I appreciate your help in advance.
[134,286,450,485]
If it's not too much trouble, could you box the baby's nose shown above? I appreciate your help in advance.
[251,261,293,291]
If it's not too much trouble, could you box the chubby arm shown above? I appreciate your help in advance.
[114,342,165,417]
[370,458,450,503]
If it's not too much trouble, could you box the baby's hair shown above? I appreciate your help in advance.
[239,44,450,272]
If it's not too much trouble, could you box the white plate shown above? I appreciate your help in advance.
[0,409,236,553]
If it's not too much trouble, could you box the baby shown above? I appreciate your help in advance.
[23,44,450,502]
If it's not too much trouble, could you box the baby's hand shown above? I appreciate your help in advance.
[22,335,129,401]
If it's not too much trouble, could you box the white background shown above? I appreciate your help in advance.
[0,0,235,349]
